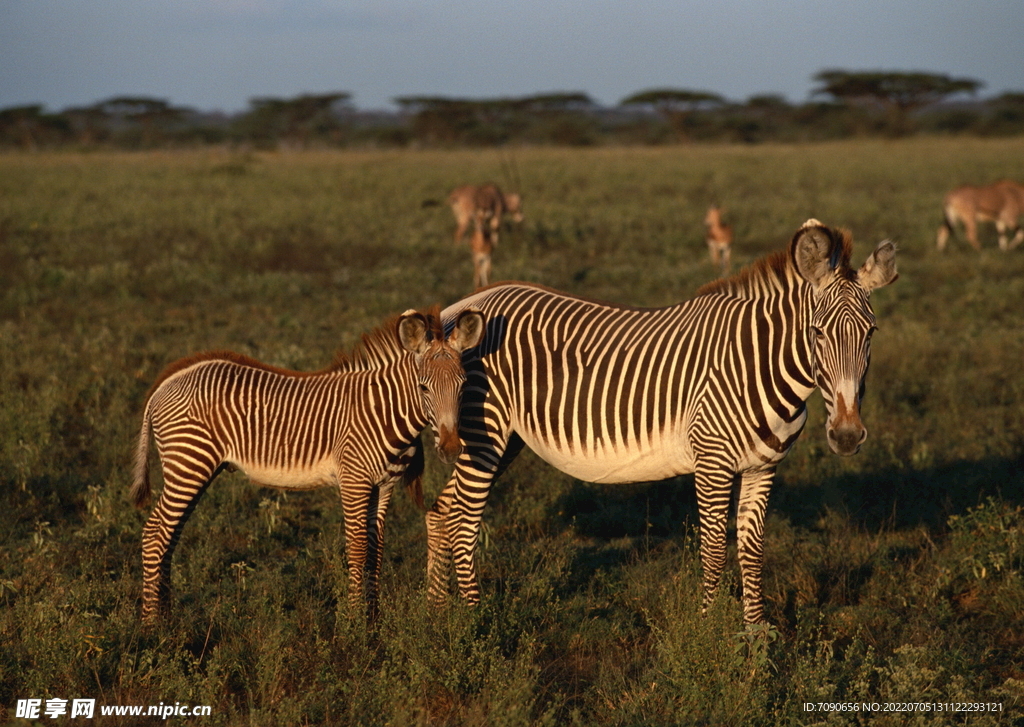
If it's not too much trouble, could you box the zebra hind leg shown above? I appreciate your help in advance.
[140,462,221,624]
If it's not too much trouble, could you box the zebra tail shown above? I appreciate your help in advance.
[403,435,426,511]
[130,401,153,509]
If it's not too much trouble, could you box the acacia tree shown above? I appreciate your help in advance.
[60,105,112,145]
[812,70,982,135]
[394,93,596,145]
[0,105,45,148]
[93,96,191,146]
[0,105,70,148]
[237,93,352,147]
[393,96,481,144]
[619,88,725,140]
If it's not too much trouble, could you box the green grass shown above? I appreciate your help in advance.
[2,139,1024,725]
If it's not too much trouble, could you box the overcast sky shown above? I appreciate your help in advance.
[2,0,1021,113]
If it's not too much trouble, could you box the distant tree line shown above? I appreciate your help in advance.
[2,71,1022,150]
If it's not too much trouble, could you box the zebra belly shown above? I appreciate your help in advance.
[516,427,696,484]
[230,457,337,490]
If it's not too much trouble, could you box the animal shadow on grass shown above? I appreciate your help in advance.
[543,453,1024,612]
[772,454,1024,532]
[551,477,700,599]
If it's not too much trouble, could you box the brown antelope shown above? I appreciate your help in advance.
[705,206,733,275]
[937,180,1024,251]
[469,220,495,289]
[449,183,524,249]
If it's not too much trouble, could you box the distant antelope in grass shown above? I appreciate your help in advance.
[469,221,495,289]
[131,307,485,624]
[937,180,1024,251]
[449,183,524,249]
[705,205,733,275]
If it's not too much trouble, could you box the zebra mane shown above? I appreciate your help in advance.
[695,226,854,300]
[146,306,444,394]
[332,305,444,371]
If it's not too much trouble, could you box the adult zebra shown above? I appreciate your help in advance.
[131,307,484,623]
[429,220,897,624]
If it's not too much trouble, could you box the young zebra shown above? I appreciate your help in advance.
[131,307,485,623]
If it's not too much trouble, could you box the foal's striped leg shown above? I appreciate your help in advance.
[340,480,373,616]
[363,480,396,621]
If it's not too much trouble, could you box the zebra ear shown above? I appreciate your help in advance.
[792,220,841,290]
[449,308,485,353]
[398,310,430,355]
[858,240,899,291]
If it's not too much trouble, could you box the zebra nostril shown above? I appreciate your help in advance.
[858,428,868,445]
[830,427,862,455]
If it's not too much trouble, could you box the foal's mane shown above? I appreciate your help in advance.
[146,306,443,396]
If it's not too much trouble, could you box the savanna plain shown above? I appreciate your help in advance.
[2,138,1024,726]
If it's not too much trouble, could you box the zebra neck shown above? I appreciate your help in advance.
[363,358,430,436]
[786,282,818,404]
[742,280,818,417]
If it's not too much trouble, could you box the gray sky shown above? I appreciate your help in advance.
[2,0,1021,113]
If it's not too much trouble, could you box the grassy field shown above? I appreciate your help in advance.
[2,138,1024,726]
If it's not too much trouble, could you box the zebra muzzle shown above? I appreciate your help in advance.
[826,392,868,456]
[435,425,463,463]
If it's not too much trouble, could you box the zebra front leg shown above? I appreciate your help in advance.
[426,480,455,606]
[694,462,734,614]
[446,458,497,606]
[364,480,396,622]
[448,495,484,606]
[736,467,777,624]
[340,481,373,617]
[445,430,523,606]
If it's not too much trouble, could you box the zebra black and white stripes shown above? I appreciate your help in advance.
[429,220,897,623]
[131,307,484,623]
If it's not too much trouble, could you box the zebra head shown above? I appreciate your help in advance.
[792,220,898,456]
[398,308,485,463]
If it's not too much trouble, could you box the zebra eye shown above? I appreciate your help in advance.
[810,326,824,339]
[419,384,429,393]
